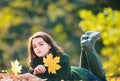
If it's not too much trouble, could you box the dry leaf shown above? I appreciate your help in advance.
[11,59,22,76]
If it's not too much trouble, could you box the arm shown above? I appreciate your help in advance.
[28,53,71,81]
[54,54,71,80]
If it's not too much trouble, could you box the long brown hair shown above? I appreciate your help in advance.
[28,31,63,68]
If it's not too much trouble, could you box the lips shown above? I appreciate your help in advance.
[37,51,42,54]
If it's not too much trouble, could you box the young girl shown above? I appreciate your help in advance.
[21,31,106,81]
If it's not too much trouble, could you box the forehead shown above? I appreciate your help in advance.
[32,37,45,44]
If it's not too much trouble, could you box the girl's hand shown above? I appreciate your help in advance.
[33,65,46,75]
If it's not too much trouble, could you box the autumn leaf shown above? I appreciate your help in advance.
[43,53,61,74]
[11,59,22,76]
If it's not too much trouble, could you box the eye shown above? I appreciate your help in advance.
[38,43,44,46]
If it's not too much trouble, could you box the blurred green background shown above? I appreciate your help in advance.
[0,0,120,78]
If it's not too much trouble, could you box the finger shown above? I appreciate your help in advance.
[34,68,41,74]
[39,66,46,73]
[35,65,46,73]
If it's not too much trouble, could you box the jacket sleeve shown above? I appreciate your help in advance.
[28,54,71,81]
[28,69,34,74]
[53,54,71,81]
[43,54,71,81]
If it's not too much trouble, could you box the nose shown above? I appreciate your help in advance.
[36,47,40,51]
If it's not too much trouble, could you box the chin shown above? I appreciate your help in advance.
[36,54,42,57]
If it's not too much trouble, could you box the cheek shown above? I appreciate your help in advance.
[44,45,51,53]
[48,45,51,50]
[33,48,37,53]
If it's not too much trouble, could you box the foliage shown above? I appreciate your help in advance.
[0,73,45,81]
[78,7,120,78]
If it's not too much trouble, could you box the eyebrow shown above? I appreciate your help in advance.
[32,41,43,45]
[38,41,44,44]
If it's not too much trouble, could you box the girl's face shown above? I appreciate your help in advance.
[32,37,51,57]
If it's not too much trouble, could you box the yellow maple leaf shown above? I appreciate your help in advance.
[43,53,61,74]
[11,59,22,76]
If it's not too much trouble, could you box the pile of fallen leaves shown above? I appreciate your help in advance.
[0,73,46,81]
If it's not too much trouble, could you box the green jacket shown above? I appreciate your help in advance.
[29,53,101,81]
